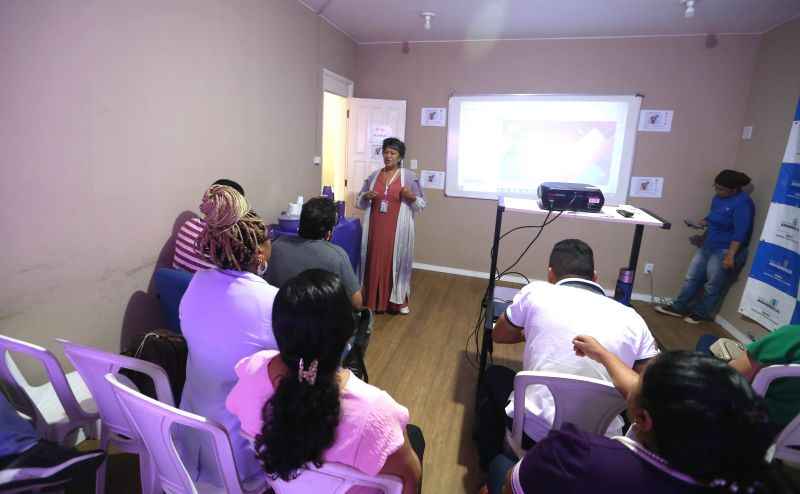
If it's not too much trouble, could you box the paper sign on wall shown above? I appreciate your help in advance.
[421,170,445,189]
[638,110,673,132]
[629,176,663,198]
[421,108,446,127]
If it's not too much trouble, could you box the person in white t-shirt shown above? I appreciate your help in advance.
[477,238,659,470]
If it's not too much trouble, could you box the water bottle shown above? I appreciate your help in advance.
[337,200,346,221]
[614,267,634,306]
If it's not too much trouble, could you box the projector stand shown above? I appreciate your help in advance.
[475,197,670,406]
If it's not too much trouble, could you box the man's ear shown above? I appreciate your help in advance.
[324,229,333,241]
[547,267,558,284]
[592,270,599,282]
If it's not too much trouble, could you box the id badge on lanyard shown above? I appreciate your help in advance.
[380,169,400,214]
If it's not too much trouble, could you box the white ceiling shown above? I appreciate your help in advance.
[297,0,800,44]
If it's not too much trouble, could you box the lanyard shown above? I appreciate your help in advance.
[383,169,400,197]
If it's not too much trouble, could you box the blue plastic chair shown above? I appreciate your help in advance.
[154,268,194,334]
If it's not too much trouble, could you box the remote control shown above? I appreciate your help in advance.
[617,209,634,218]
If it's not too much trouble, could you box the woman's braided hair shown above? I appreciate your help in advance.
[196,185,266,271]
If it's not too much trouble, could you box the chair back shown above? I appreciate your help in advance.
[154,268,194,334]
[58,339,174,439]
[59,339,174,494]
[269,462,403,494]
[750,364,800,396]
[0,334,97,443]
[509,370,626,458]
[106,373,264,494]
[771,412,800,463]
[750,364,800,462]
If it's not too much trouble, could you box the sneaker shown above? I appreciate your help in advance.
[399,306,410,315]
[654,305,684,317]
[0,440,105,491]
[683,313,708,324]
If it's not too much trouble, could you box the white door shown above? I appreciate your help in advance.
[346,98,406,217]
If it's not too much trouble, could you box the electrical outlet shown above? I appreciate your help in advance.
[644,263,654,275]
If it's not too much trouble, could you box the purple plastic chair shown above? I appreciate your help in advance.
[58,339,174,494]
[506,371,627,459]
[0,335,98,446]
[751,364,800,462]
[267,461,403,494]
[105,373,266,494]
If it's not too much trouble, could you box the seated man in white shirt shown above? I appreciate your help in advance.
[173,179,245,273]
[477,238,659,469]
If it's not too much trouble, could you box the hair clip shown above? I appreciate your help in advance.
[298,358,318,386]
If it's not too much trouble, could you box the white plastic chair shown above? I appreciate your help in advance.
[506,370,627,459]
[105,373,266,494]
[750,364,800,463]
[268,460,403,494]
[58,339,175,494]
[0,334,98,446]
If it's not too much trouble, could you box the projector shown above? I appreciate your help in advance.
[538,182,605,212]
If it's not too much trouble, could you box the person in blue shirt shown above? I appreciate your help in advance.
[656,170,754,324]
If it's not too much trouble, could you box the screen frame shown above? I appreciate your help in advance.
[444,93,643,206]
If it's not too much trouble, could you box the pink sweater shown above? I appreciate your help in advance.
[226,350,409,477]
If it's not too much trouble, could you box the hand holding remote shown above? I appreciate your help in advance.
[684,219,705,229]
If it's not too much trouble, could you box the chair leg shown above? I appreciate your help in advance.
[94,459,107,494]
[354,347,368,383]
[138,451,159,494]
[95,434,111,494]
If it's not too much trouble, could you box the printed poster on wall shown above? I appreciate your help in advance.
[739,98,800,330]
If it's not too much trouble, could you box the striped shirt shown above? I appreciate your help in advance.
[173,217,215,273]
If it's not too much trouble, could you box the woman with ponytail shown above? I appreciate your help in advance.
[179,184,278,486]
[494,338,775,494]
[227,269,423,494]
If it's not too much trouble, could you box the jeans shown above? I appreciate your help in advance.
[487,454,517,494]
[672,245,747,319]
[0,393,38,457]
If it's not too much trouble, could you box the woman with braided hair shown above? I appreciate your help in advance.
[226,269,424,494]
[178,184,278,486]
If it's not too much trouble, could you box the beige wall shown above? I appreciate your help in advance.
[720,16,800,338]
[356,36,760,302]
[0,1,357,363]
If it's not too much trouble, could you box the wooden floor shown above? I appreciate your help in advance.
[363,270,734,493]
[70,269,796,493]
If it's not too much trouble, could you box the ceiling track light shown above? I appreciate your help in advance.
[421,12,435,30]
[681,0,696,18]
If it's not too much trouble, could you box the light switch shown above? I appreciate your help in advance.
[410,159,418,170]
[742,126,753,140]
[313,156,322,165]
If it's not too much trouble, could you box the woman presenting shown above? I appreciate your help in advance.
[656,169,754,324]
[357,137,426,313]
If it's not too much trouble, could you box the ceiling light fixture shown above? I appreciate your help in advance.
[681,0,696,18]
[421,12,435,30]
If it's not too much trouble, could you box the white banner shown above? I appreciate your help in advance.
[738,99,800,331]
